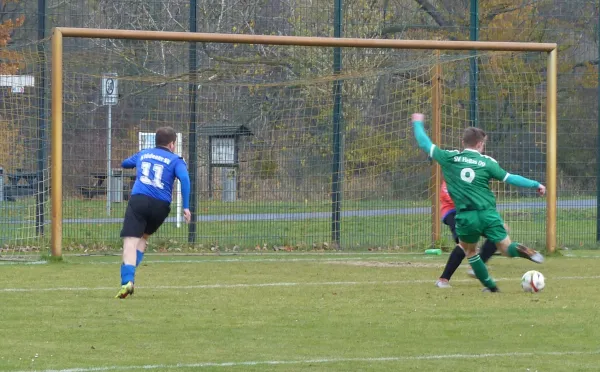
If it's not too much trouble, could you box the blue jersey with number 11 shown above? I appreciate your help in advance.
[122,147,190,208]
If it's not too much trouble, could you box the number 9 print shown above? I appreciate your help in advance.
[460,168,475,183]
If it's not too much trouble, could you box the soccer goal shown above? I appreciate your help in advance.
[41,28,557,257]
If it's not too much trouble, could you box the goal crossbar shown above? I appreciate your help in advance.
[54,27,557,52]
[50,27,558,256]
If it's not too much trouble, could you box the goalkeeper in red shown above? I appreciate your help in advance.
[412,113,546,292]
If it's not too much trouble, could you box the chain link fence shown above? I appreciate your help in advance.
[0,0,598,254]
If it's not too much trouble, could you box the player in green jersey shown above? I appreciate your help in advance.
[411,113,546,292]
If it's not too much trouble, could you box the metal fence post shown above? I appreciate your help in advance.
[331,0,343,249]
[36,0,46,235]
[188,0,198,243]
[0,167,4,202]
[597,7,600,242]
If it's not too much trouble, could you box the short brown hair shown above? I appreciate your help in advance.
[462,127,486,147]
[156,127,177,147]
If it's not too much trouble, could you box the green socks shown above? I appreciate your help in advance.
[468,254,497,289]
[507,242,520,258]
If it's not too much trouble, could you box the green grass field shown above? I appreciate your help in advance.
[2,251,600,371]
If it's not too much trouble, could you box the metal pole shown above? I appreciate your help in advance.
[208,138,213,199]
[188,0,198,243]
[106,104,112,216]
[0,168,4,202]
[331,0,343,248]
[36,0,46,236]
[469,0,479,127]
[597,9,600,242]
[546,49,557,253]
[50,28,63,257]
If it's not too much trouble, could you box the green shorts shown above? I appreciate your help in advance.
[455,209,507,244]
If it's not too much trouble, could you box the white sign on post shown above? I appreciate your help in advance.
[102,73,118,106]
[139,132,184,228]
[102,73,118,216]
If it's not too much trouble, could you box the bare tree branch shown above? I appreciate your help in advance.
[373,0,461,38]
[484,0,539,22]
[48,0,72,11]
[413,0,452,27]
[573,59,598,68]
[163,2,186,32]
[217,0,226,33]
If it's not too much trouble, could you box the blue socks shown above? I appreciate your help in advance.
[121,264,136,285]
[136,250,145,267]
[121,250,144,285]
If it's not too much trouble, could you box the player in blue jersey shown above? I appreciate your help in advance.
[115,127,191,299]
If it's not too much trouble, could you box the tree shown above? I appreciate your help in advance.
[0,0,25,74]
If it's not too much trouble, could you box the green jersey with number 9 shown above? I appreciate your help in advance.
[429,146,508,211]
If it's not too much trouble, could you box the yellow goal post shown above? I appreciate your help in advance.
[50,27,557,257]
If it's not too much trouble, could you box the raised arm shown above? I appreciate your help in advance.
[411,113,434,155]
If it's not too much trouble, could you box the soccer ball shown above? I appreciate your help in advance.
[521,270,545,293]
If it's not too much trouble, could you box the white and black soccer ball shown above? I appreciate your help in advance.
[521,270,545,293]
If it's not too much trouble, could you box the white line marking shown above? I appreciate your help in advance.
[1,252,599,266]
[563,254,600,258]
[11,350,600,372]
[0,255,442,266]
[90,256,443,264]
[77,254,600,264]
[72,251,430,257]
[86,254,600,263]
[1,275,599,293]
[0,256,445,266]
[0,261,47,266]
